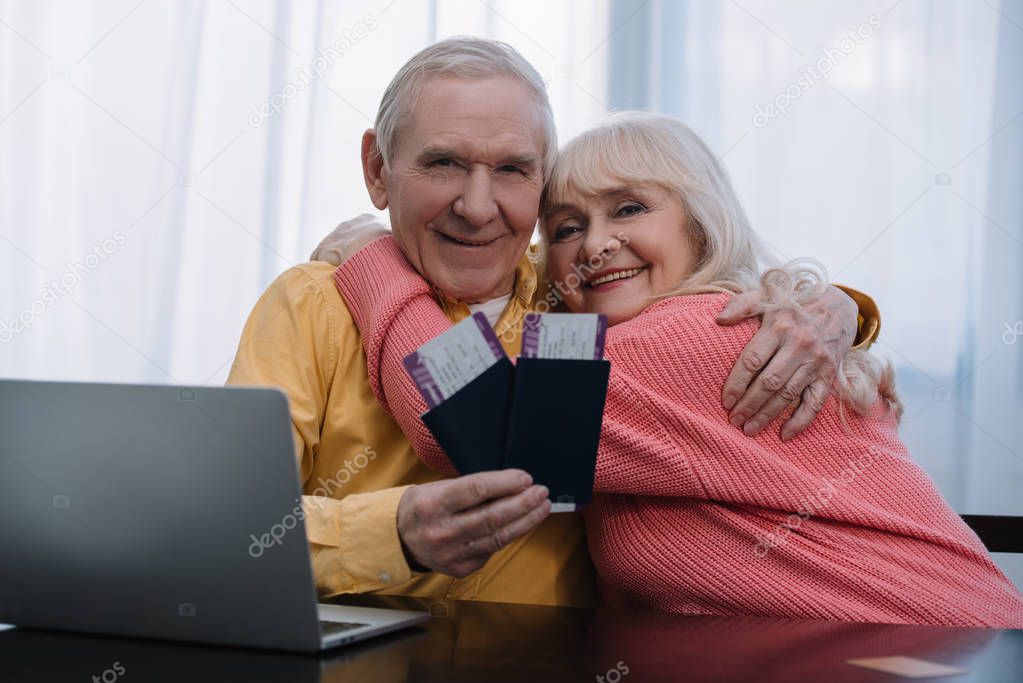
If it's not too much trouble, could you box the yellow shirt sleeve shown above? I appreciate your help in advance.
[226,264,413,594]
[834,284,881,351]
[304,486,414,594]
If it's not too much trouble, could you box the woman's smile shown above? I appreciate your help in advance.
[586,266,648,290]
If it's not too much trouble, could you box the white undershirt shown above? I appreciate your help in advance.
[468,293,512,327]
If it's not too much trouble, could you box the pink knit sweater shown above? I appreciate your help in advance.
[334,237,1023,627]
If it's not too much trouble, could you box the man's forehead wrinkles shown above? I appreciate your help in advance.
[425,114,535,137]
[420,130,538,157]
[426,128,531,142]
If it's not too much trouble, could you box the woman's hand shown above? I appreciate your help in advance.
[716,285,859,441]
[309,213,390,266]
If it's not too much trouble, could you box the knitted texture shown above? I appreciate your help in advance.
[335,237,456,476]
[335,237,1023,627]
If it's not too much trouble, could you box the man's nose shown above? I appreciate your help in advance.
[453,167,499,227]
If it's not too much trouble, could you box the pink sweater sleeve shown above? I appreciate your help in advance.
[334,237,458,476]
[334,237,703,494]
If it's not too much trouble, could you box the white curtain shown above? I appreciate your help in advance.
[0,0,607,387]
[2,1,1020,563]
[607,0,1022,582]
[964,0,1022,571]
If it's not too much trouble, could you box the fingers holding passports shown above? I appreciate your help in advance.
[396,470,551,578]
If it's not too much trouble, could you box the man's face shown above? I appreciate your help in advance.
[375,76,545,303]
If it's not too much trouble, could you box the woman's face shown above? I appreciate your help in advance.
[543,183,699,325]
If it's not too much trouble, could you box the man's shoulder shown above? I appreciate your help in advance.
[257,261,357,330]
[269,260,340,294]
[266,261,342,304]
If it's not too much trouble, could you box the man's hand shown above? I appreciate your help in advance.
[396,469,551,577]
[716,285,858,441]
[310,213,390,266]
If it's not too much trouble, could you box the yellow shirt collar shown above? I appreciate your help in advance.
[432,246,540,356]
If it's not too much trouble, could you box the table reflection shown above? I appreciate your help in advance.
[1,595,1018,682]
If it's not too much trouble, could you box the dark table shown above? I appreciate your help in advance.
[1,594,1020,682]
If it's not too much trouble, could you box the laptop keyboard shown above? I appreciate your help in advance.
[319,620,369,637]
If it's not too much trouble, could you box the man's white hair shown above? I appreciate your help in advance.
[373,36,557,177]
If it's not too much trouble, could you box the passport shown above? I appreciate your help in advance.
[405,313,610,509]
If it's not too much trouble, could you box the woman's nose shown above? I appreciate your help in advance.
[581,221,623,264]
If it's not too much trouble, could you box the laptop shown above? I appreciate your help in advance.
[0,379,429,652]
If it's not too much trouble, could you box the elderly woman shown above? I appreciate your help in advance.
[332,113,1023,627]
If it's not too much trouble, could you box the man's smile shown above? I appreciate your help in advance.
[433,230,505,248]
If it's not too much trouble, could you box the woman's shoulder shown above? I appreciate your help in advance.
[606,292,760,367]
[614,292,749,338]
[642,292,734,318]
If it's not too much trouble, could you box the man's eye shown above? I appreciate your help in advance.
[430,159,455,168]
[498,164,524,174]
[615,203,645,217]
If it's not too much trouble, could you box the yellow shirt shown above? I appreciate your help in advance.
[226,253,597,606]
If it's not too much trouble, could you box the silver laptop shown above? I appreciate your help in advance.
[0,379,429,652]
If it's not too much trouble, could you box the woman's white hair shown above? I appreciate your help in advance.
[374,36,557,177]
[541,111,902,419]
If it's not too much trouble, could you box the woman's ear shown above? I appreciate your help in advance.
[361,129,388,210]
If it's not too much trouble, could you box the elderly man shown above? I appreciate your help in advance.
[227,37,878,606]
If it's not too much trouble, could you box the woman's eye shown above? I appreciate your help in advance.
[615,203,645,217]
[553,225,582,241]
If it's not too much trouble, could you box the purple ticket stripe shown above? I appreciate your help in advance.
[471,312,508,361]
[402,351,444,409]
[593,314,608,360]
[521,312,541,359]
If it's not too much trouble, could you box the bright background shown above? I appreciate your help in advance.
[1,0,1021,584]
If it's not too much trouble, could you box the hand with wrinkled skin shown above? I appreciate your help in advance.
[310,213,390,266]
[716,285,858,441]
[396,469,551,577]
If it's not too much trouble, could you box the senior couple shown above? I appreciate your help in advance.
[228,37,1023,626]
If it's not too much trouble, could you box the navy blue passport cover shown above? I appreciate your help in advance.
[503,357,610,505]
[420,357,514,474]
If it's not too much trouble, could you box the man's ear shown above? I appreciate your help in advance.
[362,129,389,210]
